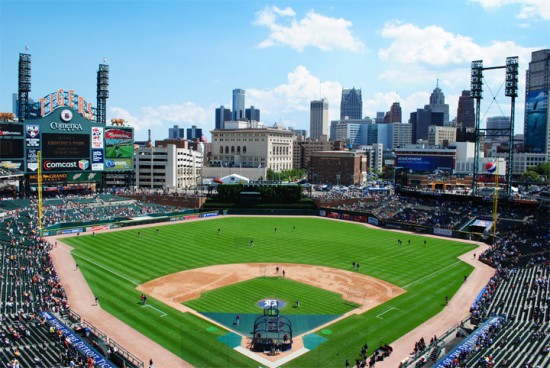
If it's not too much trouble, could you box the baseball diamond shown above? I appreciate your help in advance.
[54,216,482,367]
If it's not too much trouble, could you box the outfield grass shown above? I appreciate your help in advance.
[64,217,476,367]
[184,277,358,314]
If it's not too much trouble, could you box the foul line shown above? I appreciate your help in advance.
[402,260,462,289]
[376,307,400,319]
[141,305,167,318]
[73,253,141,286]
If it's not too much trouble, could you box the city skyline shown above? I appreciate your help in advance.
[0,0,547,142]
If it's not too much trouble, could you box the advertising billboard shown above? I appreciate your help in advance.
[0,123,24,137]
[0,123,25,171]
[525,89,548,153]
[104,127,134,171]
[396,154,454,172]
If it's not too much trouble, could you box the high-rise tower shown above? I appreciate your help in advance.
[340,88,362,120]
[232,89,245,121]
[456,90,475,128]
[310,99,329,140]
[427,80,449,123]
[215,106,232,130]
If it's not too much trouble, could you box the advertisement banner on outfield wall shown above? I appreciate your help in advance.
[87,225,110,232]
[353,215,367,222]
[319,210,326,217]
[368,217,379,226]
[434,228,453,237]
[201,212,219,218]
[60,228,83,235]
[385,222,402,230]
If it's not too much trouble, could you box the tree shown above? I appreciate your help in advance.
[522,170,542,183]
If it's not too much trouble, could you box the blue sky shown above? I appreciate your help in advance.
[0,0,548,142]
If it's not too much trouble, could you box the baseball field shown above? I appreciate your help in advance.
[62,216,476,367]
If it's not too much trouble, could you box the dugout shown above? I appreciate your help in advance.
[251,307,293,353]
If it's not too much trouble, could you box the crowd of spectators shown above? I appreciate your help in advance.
[0,189,547,367]
[0,194,186,367]
[0,194,189,228]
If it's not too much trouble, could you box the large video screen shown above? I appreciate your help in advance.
[104,127,134,171]
[42,133,90,158]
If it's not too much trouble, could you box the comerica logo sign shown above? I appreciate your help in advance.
[43,160,77,170]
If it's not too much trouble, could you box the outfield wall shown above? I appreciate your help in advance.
[318,207,484,241]
[41,210,220,236]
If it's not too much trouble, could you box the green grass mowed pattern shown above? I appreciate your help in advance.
[65,217,476,367]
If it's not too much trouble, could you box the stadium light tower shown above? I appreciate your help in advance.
[18,53,31,122]
[471,57,517,196]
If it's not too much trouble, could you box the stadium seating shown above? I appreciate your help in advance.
[0,192,547,368]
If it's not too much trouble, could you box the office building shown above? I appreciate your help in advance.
[428,81,450,123]
[330,120,365,147]
[215,106,232,130]
[308,151,367,185]
[384,102,402,123]
[134,144,202,190]
[187,125,203,141]
[232,88,245,121]
[524,49,550,158]
[391,123,412,149]
[293,135,333,169]
[410,109,444,143]
[245,106,260,122]
[340,88,363,120]
[486,117,511,143]
[456,90,475,128]
[210,128,294,171]
[168,125,185,139]
[310,99,329,141]
[428,126,457,146]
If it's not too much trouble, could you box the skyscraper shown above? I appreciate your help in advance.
[486,116,511,142]
[168,125,185,139]
[232,88,245,121]
[427,81,449,123]
[310,99,329,140]
[340,88,362,120]
[246,106,260,122]
[410,109,444,143]
[215,105,232,130]
[524,49,550,155]
[384,102,402,123]
[456,90,475,128]
[187,125,203,141]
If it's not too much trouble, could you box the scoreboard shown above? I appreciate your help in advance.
[0,104,133,180]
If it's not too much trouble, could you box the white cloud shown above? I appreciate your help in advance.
[470,0,550,20]
[379,22,535,67]
[109,102,209,139]
[253,6,365,53]
[247,65,342,126]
